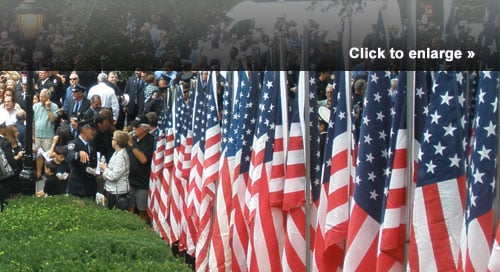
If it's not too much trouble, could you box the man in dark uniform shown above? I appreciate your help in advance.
[65,84,90,137]
[66,121,97,199]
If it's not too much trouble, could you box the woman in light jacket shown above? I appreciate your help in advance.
[99,130,130,210]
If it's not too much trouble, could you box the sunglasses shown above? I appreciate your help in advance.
[69,78,78,80]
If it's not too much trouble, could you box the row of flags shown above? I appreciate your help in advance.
[145,68,500,271]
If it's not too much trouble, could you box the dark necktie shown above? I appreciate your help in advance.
[73,101,80,113]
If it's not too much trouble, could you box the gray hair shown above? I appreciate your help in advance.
[97,72,108,83]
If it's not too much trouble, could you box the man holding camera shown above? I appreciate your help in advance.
[65,84,90,137]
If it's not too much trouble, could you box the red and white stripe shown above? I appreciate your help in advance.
[376,129,407,272]
[231,159,250,272]
[313,130,350,272]
[148,132,164,232]
[409,176,467,271]
[195,73,221,271]
[488,226,500,271]
[460,210,494,272]
[161,128,175,244]
[209,151,234,271]
[282,70,307,271]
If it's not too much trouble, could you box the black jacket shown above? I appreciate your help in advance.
[127,133,155,189]
[124,75,144,121]
[66,97,91,121]
[66,137,97,198]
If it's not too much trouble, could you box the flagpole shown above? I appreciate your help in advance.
[404,0,417,268]
[301,23,312,272]
[494,73,500,235]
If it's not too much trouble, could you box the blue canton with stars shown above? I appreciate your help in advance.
[465,71,499,225]
[353,71,393,222]
[417,71,467,187]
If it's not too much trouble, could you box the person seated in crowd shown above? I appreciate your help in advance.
[36,160,64,197]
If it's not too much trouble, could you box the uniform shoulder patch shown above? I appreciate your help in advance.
[68,143,75,151]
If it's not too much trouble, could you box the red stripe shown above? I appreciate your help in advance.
[422,183,457,271]
[330,149,348,174]
[384,187,406,209]
[392,148,407,169]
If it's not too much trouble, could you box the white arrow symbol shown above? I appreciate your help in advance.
[467,51,475,58]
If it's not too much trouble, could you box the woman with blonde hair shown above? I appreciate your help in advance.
[99,130,130,210]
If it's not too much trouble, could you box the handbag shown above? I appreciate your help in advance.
[115,193,129,210]
[0,147,14,181]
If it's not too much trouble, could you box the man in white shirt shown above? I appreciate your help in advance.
[87,72,119,123]
[0,96,17,125]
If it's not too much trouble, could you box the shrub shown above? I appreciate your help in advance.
[0,195,191,271]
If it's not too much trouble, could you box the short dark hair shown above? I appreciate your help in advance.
[54,145,67,156]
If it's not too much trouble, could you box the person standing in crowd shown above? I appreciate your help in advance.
[63,72,82,116]
[15,81,28,111]
[0,95,18,125]
[141,73,159,115]
[352,78,367,145]
[87,72,119,124]
[92,114,113,163]
[34,89,58,180]
[127,115,154,223]
[99,130,130,210]
[123,70,144,124]
[66,122,97,199]
[65,84,90,137]
[36,69,53,94]
[4,125,24,198]
[0,122,15,211]
[107,71,125,130]
[83,94,101,121]
[15,109,26,147]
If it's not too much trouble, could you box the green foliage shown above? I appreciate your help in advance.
[0,196,191,271]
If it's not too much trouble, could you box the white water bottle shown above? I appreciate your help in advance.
[96,153,105,175]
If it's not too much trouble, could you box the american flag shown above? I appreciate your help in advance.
[376,72,407,271]
[148,130,167,238]
[171,83,190,252]
[247,71,285,271]
[409,71,467,271]
[209,71,236,271]
[231,71,260,272]
[195,71,221,271]
[313,71,350,271]
[344,71,393,271]
[186,76,208,255]
[459,71,499,271]
[282,70,307,270]
[162,90,175,244]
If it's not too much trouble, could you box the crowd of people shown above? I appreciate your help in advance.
[0,70,161,225]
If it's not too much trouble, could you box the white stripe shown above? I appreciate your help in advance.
[343,211,379,270]
[467,219,491,272]
[286,150,305,165]
[389,168,406,189]
[413,187,438,272]
[329,164,350,196]
[382,205,406,229]
[332,131,350,156]
[438,179,465,268]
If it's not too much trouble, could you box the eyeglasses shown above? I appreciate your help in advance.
[69,78,78,80]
